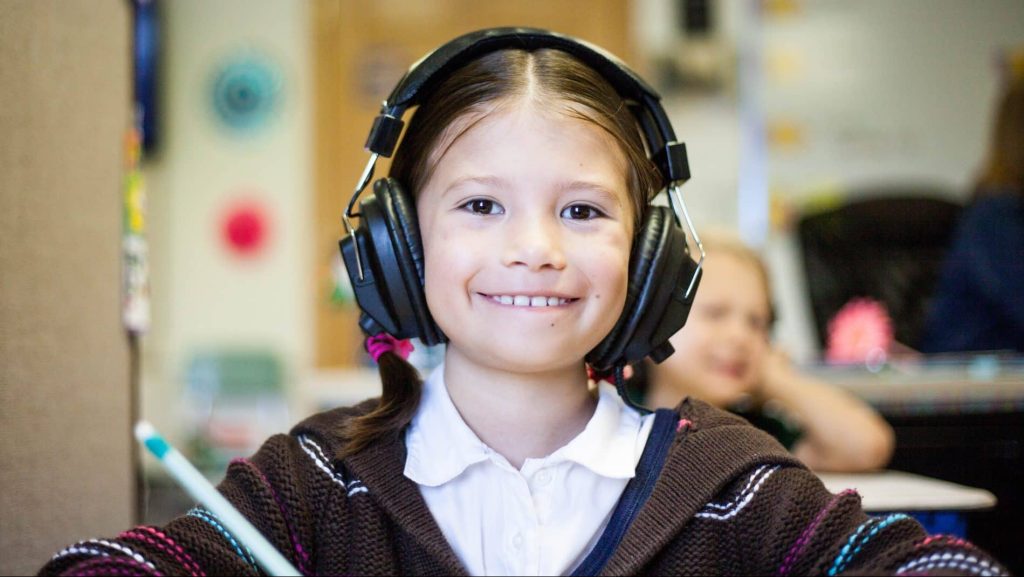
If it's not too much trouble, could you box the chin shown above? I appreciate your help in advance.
[472,336,594,375]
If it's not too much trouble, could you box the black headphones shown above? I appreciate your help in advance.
[339,27,704,372]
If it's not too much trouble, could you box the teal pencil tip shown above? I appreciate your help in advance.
[145,435,171,459]
[135,421,171,459]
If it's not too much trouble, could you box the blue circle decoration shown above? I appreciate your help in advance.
[211,56,282,133]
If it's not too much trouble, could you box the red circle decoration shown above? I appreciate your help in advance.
[221,200,270,257]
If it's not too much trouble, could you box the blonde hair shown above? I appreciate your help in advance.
[699,229,776,326]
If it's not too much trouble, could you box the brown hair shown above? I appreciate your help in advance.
[341,47,663,456]
[974,77,1024,198]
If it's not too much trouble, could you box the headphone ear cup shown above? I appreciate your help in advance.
[587,206,667,369]
[374,178,445,345]
[586,205,700,370]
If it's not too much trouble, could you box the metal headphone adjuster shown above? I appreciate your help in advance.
[667,180,705,300]
[343,151,380,282]
[345,100,406,281]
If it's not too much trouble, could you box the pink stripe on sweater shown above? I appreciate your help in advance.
[120,530,201,577]
[778,489,857,576]
[134,526,204,576]
[917,534,971,549]
[62,555,163,577]
[231,457,311,575]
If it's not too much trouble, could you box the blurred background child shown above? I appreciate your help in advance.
[638,232,895,472]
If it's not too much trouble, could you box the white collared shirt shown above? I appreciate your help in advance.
[404,365,655,576]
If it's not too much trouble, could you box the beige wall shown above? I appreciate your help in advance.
[0,1,134,574]
[139,0,313,454]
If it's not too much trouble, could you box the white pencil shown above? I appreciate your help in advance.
[134,421,301,576]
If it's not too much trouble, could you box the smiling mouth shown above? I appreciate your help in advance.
[714,362,747,379]
[480,293,579,308]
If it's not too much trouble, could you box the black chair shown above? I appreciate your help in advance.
[796,191,962,349]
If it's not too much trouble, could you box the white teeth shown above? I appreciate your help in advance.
[491,295,571,307]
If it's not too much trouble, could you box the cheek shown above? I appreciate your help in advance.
[421,222,468,311]
[667,325,707,366]
[656,327,709,391]
[580,231,631,313]
[746,336,769,365]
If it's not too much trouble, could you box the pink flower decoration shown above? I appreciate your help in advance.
[826,298,894,364]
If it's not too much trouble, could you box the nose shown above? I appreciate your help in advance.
[502,213,567,271]
[722,315,756,350]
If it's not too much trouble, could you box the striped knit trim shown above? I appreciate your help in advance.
[57,555,164,576]
[778,489,857,576]
[52,539,158,573]
[828,513,912,575]
[120,526,204,577]
[896,550,1007,576]
[696,465,779,521]
[297,434,368,496]
[187,507,258,572]
[231,457,312,575]
[52,544,107,561]
[917,534,973,550]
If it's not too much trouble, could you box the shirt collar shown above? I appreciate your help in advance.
[403,366,647,486]
[552,380,646,479]
[404,364,491,487]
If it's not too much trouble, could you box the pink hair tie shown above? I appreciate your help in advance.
[587,365,614,383]
[366,333,414,363]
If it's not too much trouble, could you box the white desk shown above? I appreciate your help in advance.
[817,470,997,512]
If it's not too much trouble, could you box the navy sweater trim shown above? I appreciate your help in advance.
[571,408,679,576]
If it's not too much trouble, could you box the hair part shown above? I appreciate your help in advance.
[341,47,663,455]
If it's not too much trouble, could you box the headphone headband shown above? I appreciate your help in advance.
[363,27,691,184]
[386,28,660,117]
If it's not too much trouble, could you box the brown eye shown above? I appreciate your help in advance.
[461,199,503,215]
[561,204,603,220]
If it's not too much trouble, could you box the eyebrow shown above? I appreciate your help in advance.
[442,175,507,197]
[556,180,624,208]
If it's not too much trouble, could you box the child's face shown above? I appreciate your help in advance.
[659,253,772,406]
[416,102,635,375]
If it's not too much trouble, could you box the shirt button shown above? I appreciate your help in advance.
[513,533,524,548]
[535,470,552,486]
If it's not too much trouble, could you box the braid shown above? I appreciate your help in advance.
[339,350,423,457]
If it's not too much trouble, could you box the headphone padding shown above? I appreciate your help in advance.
[376,178,443,345]
[622,213,695,362]
[587,206,669,368]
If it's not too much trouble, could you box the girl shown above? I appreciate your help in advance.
[42,29,1003,576]
[640,232,895,472]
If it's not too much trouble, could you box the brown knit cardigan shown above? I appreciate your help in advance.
[40,397,1008,576]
